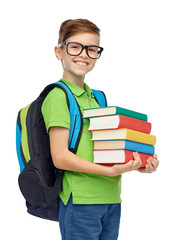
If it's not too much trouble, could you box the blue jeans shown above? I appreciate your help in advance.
[59,195,121,240]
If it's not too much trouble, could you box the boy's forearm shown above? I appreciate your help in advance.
[52,149,121,177]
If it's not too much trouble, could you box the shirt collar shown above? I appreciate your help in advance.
[60,79,94,99]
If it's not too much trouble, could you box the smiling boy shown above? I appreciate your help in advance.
[55,32,102,88]
[41,19,159,240]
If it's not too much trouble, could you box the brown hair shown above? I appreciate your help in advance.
[58,19,100,44]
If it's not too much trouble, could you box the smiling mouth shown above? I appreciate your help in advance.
[74,61,89,66]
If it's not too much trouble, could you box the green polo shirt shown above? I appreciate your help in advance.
[41,79,122,205]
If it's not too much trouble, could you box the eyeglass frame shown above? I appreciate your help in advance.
[58,42,104,59]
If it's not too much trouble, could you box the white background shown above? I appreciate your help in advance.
[1,0,174,239]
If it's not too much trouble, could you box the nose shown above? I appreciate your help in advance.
[79,47,88,58]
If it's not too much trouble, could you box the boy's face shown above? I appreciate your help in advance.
[55,33,100,81]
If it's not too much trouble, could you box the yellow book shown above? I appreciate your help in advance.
[90,128,156,145]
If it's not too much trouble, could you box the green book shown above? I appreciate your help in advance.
[83,106,148,121]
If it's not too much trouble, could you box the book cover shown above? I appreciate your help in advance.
[93,149,152,167]
[93,140,155,155]
[83,106,148,121]
[91,128,156,145]
[88,115,151,134]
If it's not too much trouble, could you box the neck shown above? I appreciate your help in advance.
[63,72,85,89]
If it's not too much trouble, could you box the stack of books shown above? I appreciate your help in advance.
[83,106,156,167]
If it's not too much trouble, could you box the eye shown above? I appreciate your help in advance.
[69,43,81,50]
[72,45,78,49]
[88,47,97,53]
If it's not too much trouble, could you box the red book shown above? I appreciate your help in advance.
[93,149,152,167]
[88,115,151,134]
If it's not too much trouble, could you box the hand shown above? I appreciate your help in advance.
[137,154,159,173]
[109,152,142,176]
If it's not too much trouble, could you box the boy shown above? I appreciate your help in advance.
[41,19,159,240]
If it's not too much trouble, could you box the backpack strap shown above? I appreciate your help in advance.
[92,89,107,107]
[16,110,26,172]
[40,82,107,154]
[53,82,107,153]
[55,80,83,154]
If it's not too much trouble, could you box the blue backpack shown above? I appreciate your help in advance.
[16,80,107,221]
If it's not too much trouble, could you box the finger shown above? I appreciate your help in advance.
[153,154,158,159]
[151,158,159,169]
[135,160,142,169]
[133,152,140,160]
[125,160,134,169]
[149,157,159,171]
[147,158,154,173]
[133,152,142,169]
[137,167,146,173]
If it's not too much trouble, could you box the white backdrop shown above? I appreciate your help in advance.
[1,0,173,239]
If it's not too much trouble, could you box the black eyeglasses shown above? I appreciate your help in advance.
[58,42,104,59]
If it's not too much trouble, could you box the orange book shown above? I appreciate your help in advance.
[93,149,152,167]
[88,115,151,134]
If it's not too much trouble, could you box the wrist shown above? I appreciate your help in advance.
[105,165,123,177]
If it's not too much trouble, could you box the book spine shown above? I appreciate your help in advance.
[118,115,151,134]
[116,106,148,121]
[126,129,156,145]
[91,129,156,145]
[124,140,155,155]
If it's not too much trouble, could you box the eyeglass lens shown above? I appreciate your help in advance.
[67,42,101,59]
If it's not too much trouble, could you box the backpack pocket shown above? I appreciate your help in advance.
[18,155,63,221]
[18,165,46,207]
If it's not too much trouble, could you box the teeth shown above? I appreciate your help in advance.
[75,61,87,66]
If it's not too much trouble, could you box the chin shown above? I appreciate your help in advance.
[73,70,90,78]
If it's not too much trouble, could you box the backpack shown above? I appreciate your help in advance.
[16,80,107,221]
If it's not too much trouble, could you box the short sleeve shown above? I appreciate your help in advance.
[41,87,70,133]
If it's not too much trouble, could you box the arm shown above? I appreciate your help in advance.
[49,126,143,177]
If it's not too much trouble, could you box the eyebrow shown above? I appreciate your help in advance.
[69,41,100,47]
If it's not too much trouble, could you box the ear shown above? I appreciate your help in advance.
[54,46,63,60]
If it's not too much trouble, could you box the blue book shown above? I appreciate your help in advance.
[93,140,155,155]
